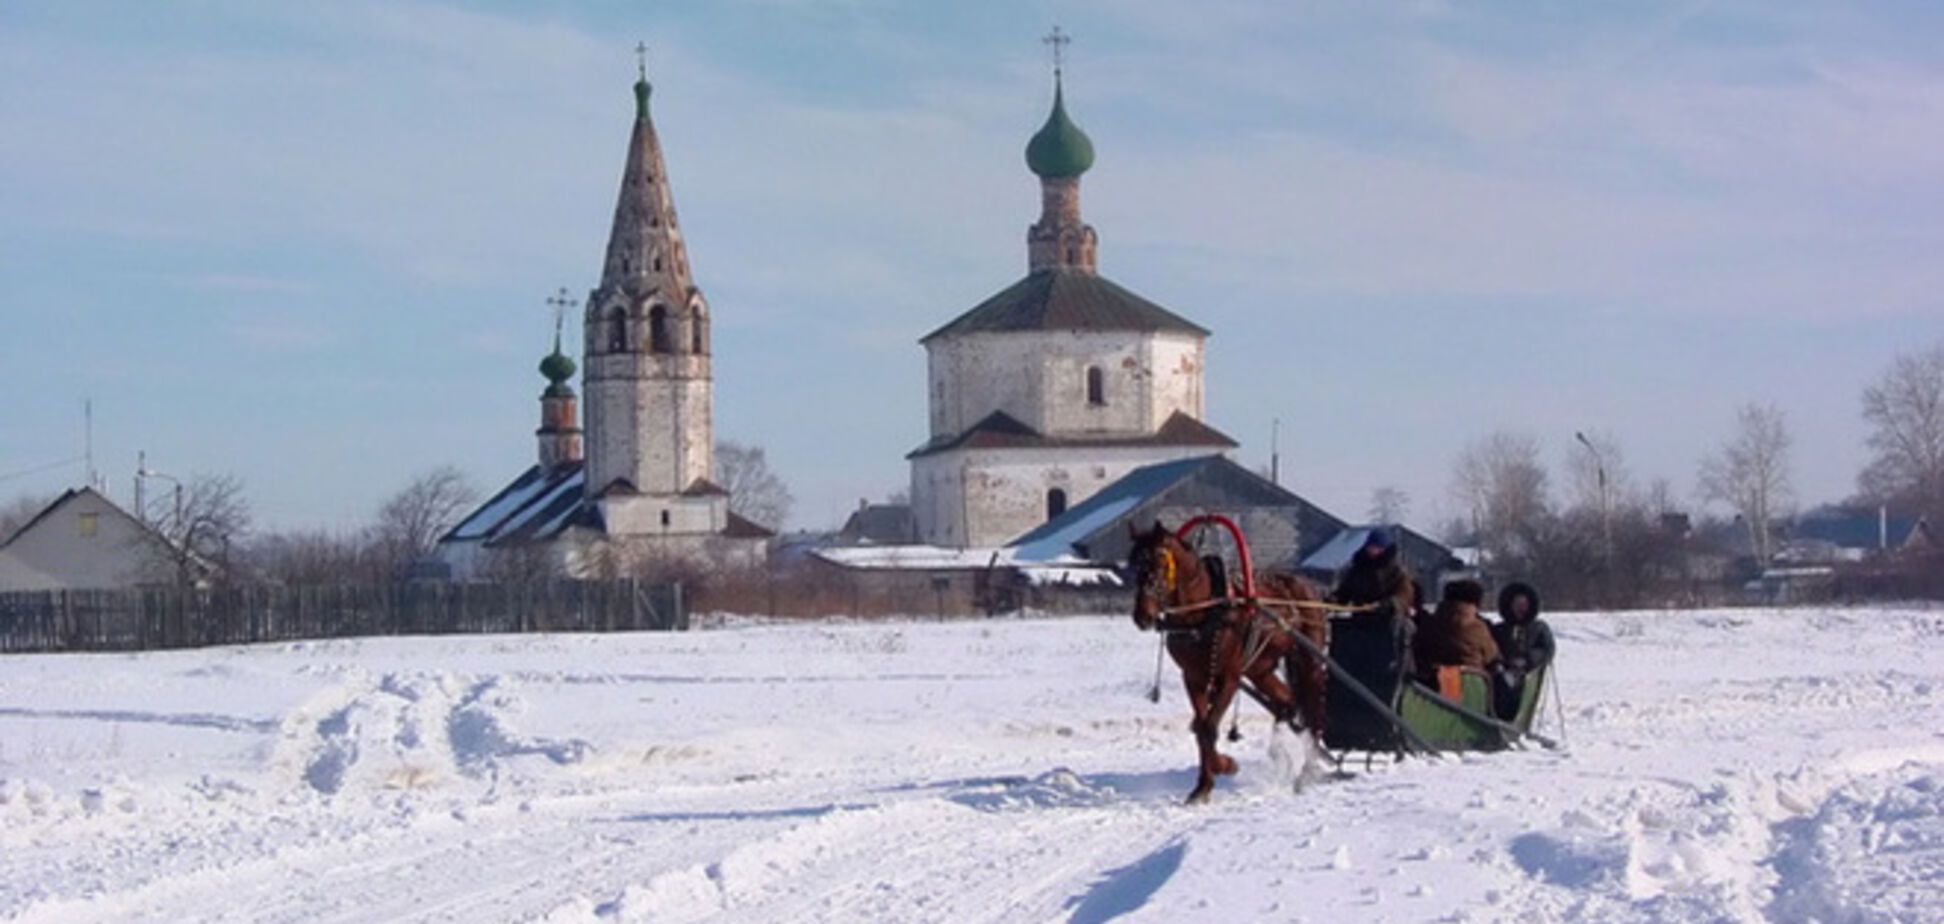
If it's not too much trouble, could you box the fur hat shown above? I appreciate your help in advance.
[1442,578,1485,606]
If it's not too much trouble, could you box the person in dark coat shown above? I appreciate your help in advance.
[1490,581,1554,717]
[1331,528,1416,619]
[1331,527,1419,677]
[1414,578,1500,682]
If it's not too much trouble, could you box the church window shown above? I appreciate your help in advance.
[648,305,672,353]
[1086,366,1106,406]
[660,509,671,527]
[606,308,629,353]
[691,315,707,354]
[1046,488,1068,520]
[653,256,663,273]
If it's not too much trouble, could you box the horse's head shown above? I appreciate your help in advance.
[1127,521,1190,630]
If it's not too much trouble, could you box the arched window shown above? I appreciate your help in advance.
[1046,488,1068,520]
[1085,366,1106,406]
[648,305,672,353]
[690,313,707,354]
[606,307,629,353]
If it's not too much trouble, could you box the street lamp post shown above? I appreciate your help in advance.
[1575,431,1614,589]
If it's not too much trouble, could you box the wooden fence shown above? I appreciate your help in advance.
[0,579,685,654]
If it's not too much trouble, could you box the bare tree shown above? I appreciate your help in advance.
[149,473,252,586]
[244,528,379,586]
[1367,486,1410,524]
[716,440,792,529]
[374,466,479,576]
[1451,431,1551,563]
[1859,342,1944,519]
[1697,402,1793,566]
[0,493,53,541]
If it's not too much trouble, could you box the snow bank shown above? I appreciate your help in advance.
[0,606,1937,922]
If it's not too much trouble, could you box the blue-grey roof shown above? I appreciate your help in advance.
[1793,512,1929,550]
[1300,526,1391,573]
[1010,455,1218,561]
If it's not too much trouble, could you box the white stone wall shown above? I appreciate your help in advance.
[597,492,727,536]
[584,351,712,496]
[911,444,1226,548]
[927,331,1204,440]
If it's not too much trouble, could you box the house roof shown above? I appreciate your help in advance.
[1792,511,1930,550]
[921,269,1208,342]
[839,503,919,546]
[907,410,1237,459]
[1299,524,1465,577]
[1007,454,1349,564]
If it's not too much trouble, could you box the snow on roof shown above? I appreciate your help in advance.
[1008,455,1222,559]
[444,463,587,546]
[811,544,1116,586]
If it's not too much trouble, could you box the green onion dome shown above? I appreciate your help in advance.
[1024,78,1094,179]
[539,347,576,386]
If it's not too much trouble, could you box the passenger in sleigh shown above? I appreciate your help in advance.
[1412,579,1500,697]
[1330,527,1419,673]
[1490,582,1554,717]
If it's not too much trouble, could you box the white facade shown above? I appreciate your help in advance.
[926,331,1204,439]
[912,443,1223,549]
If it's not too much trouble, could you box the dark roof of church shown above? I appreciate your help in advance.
[921,269,1208,343]
[906,410,1237,459]
[441,462,591,548]
[440,462,777,548]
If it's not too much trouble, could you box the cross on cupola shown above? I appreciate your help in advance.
[1043,25,1071,75]
[635,41,648,81]
[1024,25,1097,273]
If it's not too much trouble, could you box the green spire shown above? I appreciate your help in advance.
[1025,73,1094,179]
[633,41,651,119]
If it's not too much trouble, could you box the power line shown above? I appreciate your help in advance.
[0,455,86,484]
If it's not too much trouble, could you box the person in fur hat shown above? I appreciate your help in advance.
[1413,578,1501,681]
[1491,581,1554,716]
[1330,527,1417,619]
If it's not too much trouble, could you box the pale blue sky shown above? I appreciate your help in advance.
[3,1,1941,532]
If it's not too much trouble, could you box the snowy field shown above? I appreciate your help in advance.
[1,606,1940,923]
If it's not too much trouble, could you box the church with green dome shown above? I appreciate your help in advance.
[907,44,1234,549]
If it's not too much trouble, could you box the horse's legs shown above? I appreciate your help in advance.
[1292,618,1330,738]
[1187,673,1242,805]
[1171,639,1221,805]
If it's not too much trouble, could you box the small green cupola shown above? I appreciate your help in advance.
[539,321,577,393]
[1025,75,1094,179]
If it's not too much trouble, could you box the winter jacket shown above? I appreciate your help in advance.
[1332,544,1416,618]
[1491,582,1555,675]
[1413,600,1501,674]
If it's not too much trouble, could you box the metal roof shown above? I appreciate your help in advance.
[921,269,1208,342]
[907,410,1237,459]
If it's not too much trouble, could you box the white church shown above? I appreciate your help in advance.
[438,63,771,577]
[905,66,1237,549]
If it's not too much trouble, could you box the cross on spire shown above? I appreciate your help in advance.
[635,41,648,81]
[545,287,578,347]
[1042,25,1071,76]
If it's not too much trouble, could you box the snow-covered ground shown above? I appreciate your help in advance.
[1,606,1939,923]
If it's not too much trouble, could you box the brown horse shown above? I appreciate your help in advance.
[1127,521,1332,804]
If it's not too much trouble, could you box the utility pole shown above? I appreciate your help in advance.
[1270,417,1281,486]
